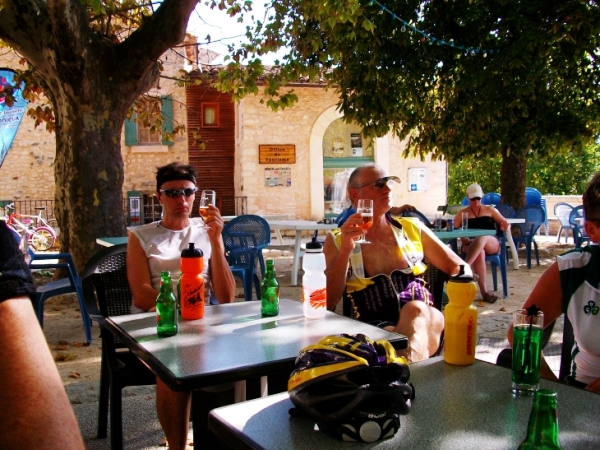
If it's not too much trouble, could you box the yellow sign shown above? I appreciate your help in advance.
[259,145,296,164]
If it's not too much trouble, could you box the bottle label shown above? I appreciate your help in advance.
[466,315,474,355]
[303,287,327,309]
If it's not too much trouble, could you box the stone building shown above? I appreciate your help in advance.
[0,41,448,222]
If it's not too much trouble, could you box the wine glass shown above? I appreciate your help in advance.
[355,199,373,244]
[199,190,216,228]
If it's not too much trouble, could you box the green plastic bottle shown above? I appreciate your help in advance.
[156,271,178,337]
[261,259,279,317]
[518,389,563,449]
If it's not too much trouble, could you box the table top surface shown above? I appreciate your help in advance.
[96,236,128,246]
[432,228,495,241]
[106,298,407,392]
[209,357,600,450]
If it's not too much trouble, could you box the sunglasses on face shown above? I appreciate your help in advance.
[469,197,482,201]
[159,188,198,198]
[354,176,401,190]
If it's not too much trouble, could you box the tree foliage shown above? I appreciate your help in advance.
[0,0,199,268]
[448,141,600,204]
[217,0,600,207]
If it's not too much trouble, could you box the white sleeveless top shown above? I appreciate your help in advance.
[128,218,211,312]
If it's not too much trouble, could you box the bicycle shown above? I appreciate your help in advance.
[18,206,59,233]
[2,203,56,251]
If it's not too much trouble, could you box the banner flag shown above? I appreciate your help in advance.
[0,68,28,168]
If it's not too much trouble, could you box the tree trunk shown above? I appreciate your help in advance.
[500,148,527,210]
[53,104,128,271]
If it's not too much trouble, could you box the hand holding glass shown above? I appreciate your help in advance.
[199,190,216,229]
[512,309,544,396]
[355,199,373,244]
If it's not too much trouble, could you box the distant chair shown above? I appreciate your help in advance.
[526,187,549,235]
[486,231,508,298]
[554,202,574,243]
[222,215,271,301]
[569,206,590,248]
[401,209,433,228]
[513,205,546,269]
[482,192,501,206]
[29,249,92,344]
[495,204,515,219]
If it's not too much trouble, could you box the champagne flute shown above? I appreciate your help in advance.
[355,199,373,244]
[199,190,216,228]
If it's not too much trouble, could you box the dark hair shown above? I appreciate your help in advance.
[583,172,600,220]
[156,162,197,191]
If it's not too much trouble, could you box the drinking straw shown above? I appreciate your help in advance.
[520,304,541,378]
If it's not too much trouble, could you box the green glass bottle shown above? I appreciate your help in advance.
[518,389,563,449]
[156,271,178,337]
[261,259,279,317]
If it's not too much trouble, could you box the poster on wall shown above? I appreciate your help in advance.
[0,68,29,168]
[408,167,428,192]
[265,167,291,187]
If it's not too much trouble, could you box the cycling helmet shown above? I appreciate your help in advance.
[288,333,413,442]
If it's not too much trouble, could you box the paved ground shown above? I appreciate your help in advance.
[38,233,572,449]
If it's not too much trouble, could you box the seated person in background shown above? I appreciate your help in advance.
[324,164,466,363]
[508,172,600,393]
[454,183,508,303]
[0,221,85,449]
[127,162,236,450]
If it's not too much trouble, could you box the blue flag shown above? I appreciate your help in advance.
[0,68,28,168]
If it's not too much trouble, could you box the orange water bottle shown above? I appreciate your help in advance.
[444,265,478,365]
[179,243,205,320]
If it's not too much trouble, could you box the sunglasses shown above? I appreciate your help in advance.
[469,197,482,201]
[354,176,401,190]
[159,188,198,198]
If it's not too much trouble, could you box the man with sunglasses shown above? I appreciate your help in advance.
[127,162,235,450]
[335,177,417,226]
[508,172,600,392]
[324,164,466,362]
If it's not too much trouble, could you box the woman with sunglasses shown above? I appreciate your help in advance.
[324,164,466,363]
[127,162,235,450]
[454,183,508,304]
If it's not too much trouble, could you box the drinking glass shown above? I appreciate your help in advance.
[434,214,443,231]
[512,309,544,396]
[461,212,469,230]
[199,190,216,229]
[355,199,373,244]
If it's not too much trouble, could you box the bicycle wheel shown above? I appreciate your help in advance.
[30,226,55,251]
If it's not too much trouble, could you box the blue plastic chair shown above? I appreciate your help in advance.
[222,215,271,301]
[485,231,508,298]
[482,192,501,206]
[401,209,433,227]
[461,197,470,206]
[513,205,545,269]
[526,187,549,235]
[554,202,574,243]
[29,249,92,343]
[495,204,515,219]
[569,206,590,248]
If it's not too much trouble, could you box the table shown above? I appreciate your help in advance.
[105,298,407,449]
[267,220,338,285]
[209,357,600,449]
[96,236,128,247]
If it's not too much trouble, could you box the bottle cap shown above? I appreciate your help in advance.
[305,237,323,253]
[181,242,203,258]
[450,264,474,283]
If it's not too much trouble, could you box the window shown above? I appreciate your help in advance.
[202,103,219,127]
[124,96,174,147]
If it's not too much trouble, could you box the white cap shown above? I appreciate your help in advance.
[466,183,484,199]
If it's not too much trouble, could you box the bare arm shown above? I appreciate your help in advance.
[203,205,236,303]
[507,262,564,380]
[324,213,364,310]
[127,233,158,311]
[420,225,464,276]
[0,298,85,450]
[453,206,469,229]
[488,205,508,230]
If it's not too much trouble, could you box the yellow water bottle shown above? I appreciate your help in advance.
[444,265,478,365]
